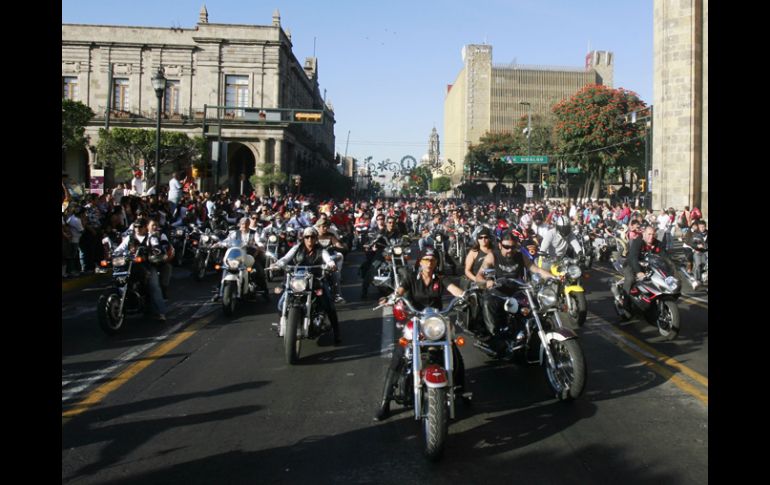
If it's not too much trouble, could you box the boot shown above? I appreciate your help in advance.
[375,368,397,421]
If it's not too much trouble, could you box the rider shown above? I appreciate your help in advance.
[474,230,557,356]
[271,227,341,344]
[618,225,671,309]
[113,218,169,321]
[374,246,467,421]
[361,215,403,298]
[215,217,270,301]
[147,218,175,301]
[317,219,348,303]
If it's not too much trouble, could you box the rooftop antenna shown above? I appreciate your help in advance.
[313,37,316,57]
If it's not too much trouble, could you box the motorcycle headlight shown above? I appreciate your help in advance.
[665,276,680,291]
[226,259,240,270]
[458,227,465,234]
[201,235,210,243]
[176,229,185,236]
[269,235,277,243]
[422,316,447,340]
[436,235,443,242]
[504,297,519,314]
[291,278,308,292]
[393,246,403,256]
[112,256,126,267]
[567,265,582,280]
[538,288,558,308]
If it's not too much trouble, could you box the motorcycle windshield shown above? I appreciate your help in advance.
[225,247,244,261]
[647,254,674,276]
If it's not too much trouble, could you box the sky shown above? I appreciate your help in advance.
[62,0,653,184]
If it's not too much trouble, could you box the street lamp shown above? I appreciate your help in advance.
[519,101,532,201]
[151,67,167,193]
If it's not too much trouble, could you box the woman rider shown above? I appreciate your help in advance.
[374,246,467,421]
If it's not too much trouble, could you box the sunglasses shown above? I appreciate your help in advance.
[304,236,317,240]
[420,257,437,262]
[478,235,489,240]
[501,244,515,250]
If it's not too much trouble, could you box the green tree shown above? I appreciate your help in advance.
[96,128,205,182]
[431,176,452,193]
[62,99,94,152]
[250,163,287,196]
[402,166,433,196]
[552,84,647,199]
[300,166,353,199]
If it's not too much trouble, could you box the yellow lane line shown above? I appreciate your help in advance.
[610,334,708,406]
[588,266,708,309]
[611,325,708,388]
[62,313,216,425]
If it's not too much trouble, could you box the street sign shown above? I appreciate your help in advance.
[501,155,549,164]
[294,111,324,123]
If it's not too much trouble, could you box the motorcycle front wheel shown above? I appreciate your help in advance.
[284,307,303,364]
[97,292,125,335]
[544,338,586,401]
[656,300,680,340]
[193,254,207,281]
[421,387,448,461]
[222,281,237,317]
[568,292,588,327]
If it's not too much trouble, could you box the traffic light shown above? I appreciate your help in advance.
[639,179,646,192]
[541,173,547,187]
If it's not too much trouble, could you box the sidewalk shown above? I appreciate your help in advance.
[62,270,110,293]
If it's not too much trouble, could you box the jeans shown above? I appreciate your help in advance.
[146,265,167,315]
[693,251,707,282]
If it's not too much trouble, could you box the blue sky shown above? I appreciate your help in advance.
[63,0,653,181]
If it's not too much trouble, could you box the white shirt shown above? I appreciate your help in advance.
[67,215,84,244]
[539,227,569,258]
[657,213,671,230]
[168,177,182,203]
[131,177,144,196]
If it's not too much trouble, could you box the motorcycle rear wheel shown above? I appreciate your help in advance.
[97,292,125,335]
[284,307,302,364]
[421,387,448,461]
[656,300,680,340]
[545,338,586,401]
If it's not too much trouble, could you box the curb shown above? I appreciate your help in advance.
[62,273,110,293]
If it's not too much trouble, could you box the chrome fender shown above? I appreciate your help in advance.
[539,328,579,365]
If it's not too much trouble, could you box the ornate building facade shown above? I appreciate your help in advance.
[62,6,335,194]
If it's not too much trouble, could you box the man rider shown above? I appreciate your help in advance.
[317,219,348,303]
[271,227,342,344]
[617,225,670,310]
[214,217,270,301]
[474,230,556,356]
[113,218,169,321]
[361,215,404,298]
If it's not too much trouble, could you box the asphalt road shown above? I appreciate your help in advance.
[62,245,708,484]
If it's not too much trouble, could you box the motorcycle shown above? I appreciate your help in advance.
[372,237,412,295]
[96,246,160,335]
[535,255,588,328]
[447,226,469,268]
[261,227,286,282]
[271,264,335,364]
[374,294,468,461]
[466,270,587,400]
[169,225,194,267]
[192,228,227,281]
[431,229,454,275]
[609,253,682,340]
[216,244,263,316]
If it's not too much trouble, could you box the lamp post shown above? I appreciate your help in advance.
[520,101,532,200]
[151,68,167,193]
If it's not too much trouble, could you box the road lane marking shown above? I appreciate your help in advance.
[587,318,708,406]
[62,307,218,424]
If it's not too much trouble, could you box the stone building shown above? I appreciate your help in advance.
[652,0,707,218]
[62,6,335,194]
[444,44,613,184]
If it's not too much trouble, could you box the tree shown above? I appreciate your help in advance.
[300,166,353,199]
[62,99,94,152]
[96,128,205,183]
[250,163,287,196]
[431,176,452,193]
[552,84,647,199]
[402,166,433,196]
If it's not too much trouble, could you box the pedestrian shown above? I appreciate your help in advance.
[131,170,144,196]
[168,171,184,216]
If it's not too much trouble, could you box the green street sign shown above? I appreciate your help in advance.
[501,155,549,164]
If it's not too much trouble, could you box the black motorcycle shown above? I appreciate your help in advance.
[96,246,163,335]
[192,228,228,281]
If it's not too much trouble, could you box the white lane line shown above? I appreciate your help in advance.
[381,306,394,358]
[61,301,218,401]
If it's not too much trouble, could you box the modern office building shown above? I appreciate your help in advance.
[444,44,613,184]
[62,6,335,194]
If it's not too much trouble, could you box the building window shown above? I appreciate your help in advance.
[113,78,130,112]
[164,80,180,115]
[62,77,79,100]
[225,75,249,117]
